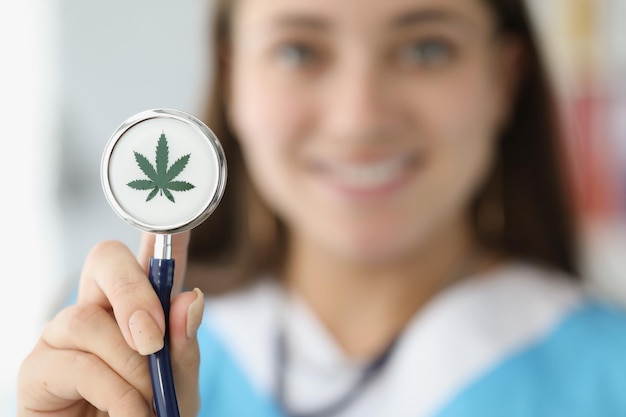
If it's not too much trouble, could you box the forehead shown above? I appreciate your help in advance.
[232,0,495,33]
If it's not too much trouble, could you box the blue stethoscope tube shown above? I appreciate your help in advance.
[148,235,180,417]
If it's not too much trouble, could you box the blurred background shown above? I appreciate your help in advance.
[1,0,625,413]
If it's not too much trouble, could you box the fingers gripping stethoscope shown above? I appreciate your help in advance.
[101,109,227,417]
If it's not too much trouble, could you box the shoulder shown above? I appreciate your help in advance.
[493,261,626,355]
[196,279,284,417]
[493,263,626,395]
[534,299,626,377]
[197,276,282,372]
[434,262,626,417]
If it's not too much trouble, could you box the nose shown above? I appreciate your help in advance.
[323,56,400,142]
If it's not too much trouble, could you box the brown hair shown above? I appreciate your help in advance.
[185,0,580,293]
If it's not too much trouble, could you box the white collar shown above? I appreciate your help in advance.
[204,261,583,416]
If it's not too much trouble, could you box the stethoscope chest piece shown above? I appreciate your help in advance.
[101,108,226,234]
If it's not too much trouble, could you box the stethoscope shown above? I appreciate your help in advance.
[101,108,227,417]
[274,326,398,417]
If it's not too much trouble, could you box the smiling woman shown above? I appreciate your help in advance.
[189,0,575,292]
[15,0,626,416]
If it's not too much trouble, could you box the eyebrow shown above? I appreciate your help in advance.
[268,14,331,31]
[391,8,476,31]
[264,8,475,33]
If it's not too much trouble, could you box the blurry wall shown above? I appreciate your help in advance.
[0,0,59,412]
[537,0,626,300]
[56,0,213,287]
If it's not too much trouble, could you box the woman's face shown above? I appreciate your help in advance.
[227,0,521,263]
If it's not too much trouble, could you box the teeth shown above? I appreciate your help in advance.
[329,157,407,188]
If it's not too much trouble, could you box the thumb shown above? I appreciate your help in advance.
[169,288,204,417]
[137,231,191,294]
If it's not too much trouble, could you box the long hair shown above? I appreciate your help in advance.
[185,0,580,293]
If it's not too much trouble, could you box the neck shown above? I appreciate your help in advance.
[284,219,498,359]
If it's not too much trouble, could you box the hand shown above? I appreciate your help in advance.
[17,232,204,417]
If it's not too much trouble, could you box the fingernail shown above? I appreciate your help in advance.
[186,288,204,339]
[129,310,164,355]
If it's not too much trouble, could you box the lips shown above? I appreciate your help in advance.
[308,152,420,197]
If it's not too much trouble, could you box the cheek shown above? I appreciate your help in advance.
[404,63,504,226]
[228,56,315,148]
[415,62,504,175]
[423,66,503,146]
[228,61,314,216]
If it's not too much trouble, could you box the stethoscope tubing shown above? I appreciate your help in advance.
[148,256,180,417]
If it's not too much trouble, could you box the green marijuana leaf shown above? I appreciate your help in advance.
[127,132,195,203]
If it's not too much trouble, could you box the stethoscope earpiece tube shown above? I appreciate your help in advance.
[148,257,180,417]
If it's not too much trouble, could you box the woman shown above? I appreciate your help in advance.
[17,0,626,416]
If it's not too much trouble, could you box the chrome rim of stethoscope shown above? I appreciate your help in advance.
[101,108,227,234]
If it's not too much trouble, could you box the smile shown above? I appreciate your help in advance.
[309,152,420,197]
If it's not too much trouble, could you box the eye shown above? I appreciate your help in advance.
[398,39,453,68]
[274,43,319,68]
